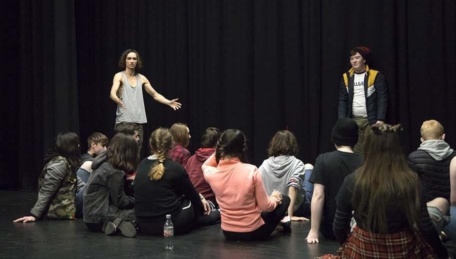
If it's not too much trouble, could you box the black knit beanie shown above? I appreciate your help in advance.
[331,118,359,147]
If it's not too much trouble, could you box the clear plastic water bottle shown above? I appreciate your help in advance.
[163,214,174,251]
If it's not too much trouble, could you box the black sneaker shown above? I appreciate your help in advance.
[281,221,292,234]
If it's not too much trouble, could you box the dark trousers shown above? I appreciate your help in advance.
[223,196,291,241]
[320,222,336,240]
[138,199,220,236]
[75,168,91,218]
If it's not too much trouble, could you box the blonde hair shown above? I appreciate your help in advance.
[148,128,173,181]
[170,123,190,147]
[420,120,444,140]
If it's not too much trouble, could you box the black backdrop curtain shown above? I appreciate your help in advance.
[2,0,455,190]
[2,0,79,190]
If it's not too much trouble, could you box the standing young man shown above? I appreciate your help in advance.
[338,46,388,154]
[110,49,182,158]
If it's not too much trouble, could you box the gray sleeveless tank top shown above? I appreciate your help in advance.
[115,73,147,124]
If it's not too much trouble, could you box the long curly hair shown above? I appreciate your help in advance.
[118,49,143,72]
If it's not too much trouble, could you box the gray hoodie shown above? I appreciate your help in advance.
[259,155,305,209]
[418,140,454,161]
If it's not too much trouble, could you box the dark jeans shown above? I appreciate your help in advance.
[294,201,311,218]
[75,168,90,218]
[85,209,136,233]
[75,187,84,218]
[302,168,314,205]
[223,196,291,241]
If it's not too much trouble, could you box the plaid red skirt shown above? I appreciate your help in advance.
[319,226,437,259]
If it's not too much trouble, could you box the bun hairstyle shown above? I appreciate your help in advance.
[148,128,173,181]
[363,123,403,158]
[215,129,248,163]
[370,123,402,135]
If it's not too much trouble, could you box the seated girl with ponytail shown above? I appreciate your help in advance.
[202,129,290,241]
[134,128,220,235]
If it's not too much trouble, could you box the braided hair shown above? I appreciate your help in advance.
[148,128,173,181]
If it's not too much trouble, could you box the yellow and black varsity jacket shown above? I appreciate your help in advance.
[337,65,388,125]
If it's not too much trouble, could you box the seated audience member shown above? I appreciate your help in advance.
[447,161,456,241]
[114,123,140,196]
[76,132,109,218]
[14,132,84,222]
[134,128,220,235]
[203,129,289,241]
[259,130,309,221]
[408,120,454,234]
[168,122,192,167]
[83,133,137,238]
[115,123,140,142]
[185,127,221,205]
[81,132,109,163]
[115,122,141,158]
[331,124,447,258]
[77,132,108,183]
[306,118,363,243]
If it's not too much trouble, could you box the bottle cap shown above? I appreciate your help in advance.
[166,214,171,218]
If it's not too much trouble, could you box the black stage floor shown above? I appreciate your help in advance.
[1,190,454,258]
